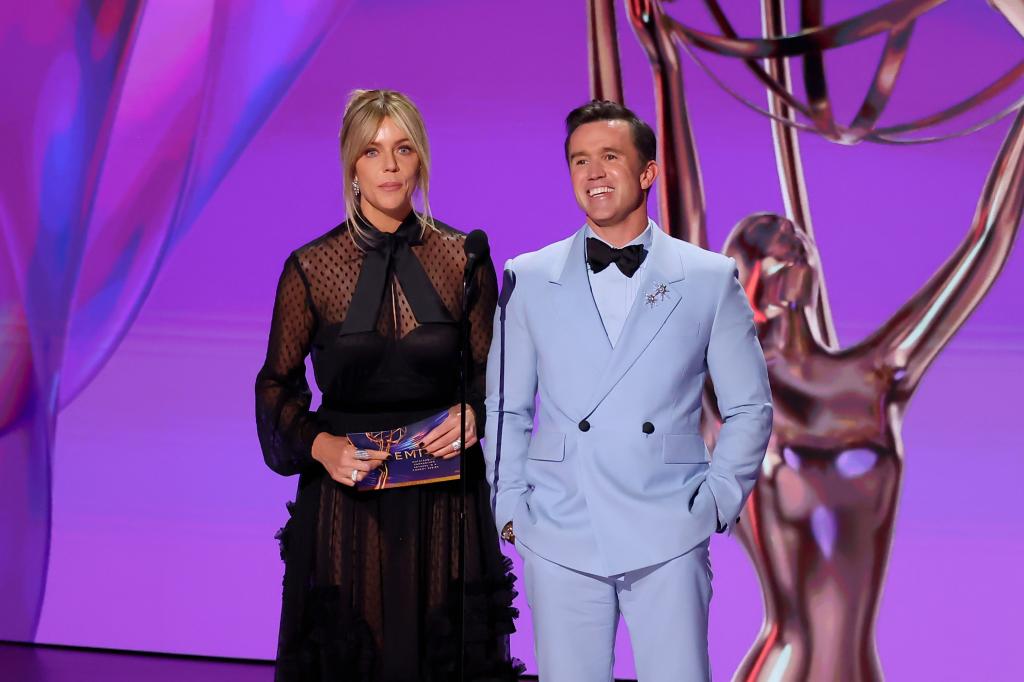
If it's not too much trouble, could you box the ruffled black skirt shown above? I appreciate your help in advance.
[274,408,523,682]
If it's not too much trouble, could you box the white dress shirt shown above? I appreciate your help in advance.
[585,221,654,346]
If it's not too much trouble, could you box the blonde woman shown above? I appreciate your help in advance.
[256,89,521,681]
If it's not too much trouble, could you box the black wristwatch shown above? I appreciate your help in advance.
[500,521,516,544]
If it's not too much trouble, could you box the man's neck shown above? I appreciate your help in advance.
[586,210,650,248]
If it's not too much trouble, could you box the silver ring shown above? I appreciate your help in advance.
[451,439,462,452]
[354,448,370,461]
[351,468,360,482]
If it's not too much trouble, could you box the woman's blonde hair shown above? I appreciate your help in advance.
[340,89,434,244]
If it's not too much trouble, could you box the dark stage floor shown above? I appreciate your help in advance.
[0,643,274,682]
[1,643,623,681]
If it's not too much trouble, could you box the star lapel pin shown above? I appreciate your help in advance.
[645,282,669,308]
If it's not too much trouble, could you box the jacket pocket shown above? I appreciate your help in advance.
[527,431,566,461]
[663,433,710,464]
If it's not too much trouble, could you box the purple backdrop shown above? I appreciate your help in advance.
[9,1,1022,679]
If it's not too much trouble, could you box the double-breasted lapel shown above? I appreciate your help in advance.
[547,229,612,417]
[582,226,685,416]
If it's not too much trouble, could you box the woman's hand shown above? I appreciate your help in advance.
[311,433,390,487]
[421,405,478,460]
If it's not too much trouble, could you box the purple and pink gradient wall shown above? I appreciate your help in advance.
[3,1,1023,679]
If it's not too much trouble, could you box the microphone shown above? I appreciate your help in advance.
[463,229,490,282]
[458,229,488,681]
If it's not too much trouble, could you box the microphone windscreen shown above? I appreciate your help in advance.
[464,229,490,260]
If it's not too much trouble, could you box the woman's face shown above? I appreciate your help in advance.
[353,116,420,218]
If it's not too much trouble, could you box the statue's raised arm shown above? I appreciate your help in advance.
[865,110,1024,399]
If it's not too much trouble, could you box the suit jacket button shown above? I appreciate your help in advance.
[578,419,591,432]
[642,422,655,434]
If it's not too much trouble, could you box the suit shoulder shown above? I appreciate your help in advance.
[665,237,735,278]
[502,232,576,278]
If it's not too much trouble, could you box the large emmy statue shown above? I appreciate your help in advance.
[587,0,1024,679]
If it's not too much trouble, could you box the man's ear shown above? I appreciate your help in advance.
[640,160,659,191]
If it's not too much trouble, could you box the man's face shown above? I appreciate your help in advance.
[567,120,655,227]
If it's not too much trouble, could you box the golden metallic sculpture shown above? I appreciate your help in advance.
[589,1,1024,678]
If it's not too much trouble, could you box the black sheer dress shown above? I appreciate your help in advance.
[255,212,522,681]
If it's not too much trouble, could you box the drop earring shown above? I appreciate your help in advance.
[352,178,360,196]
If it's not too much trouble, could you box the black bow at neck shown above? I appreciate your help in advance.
[341,211,453,336]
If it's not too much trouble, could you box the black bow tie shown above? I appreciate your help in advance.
[586,237,647,278]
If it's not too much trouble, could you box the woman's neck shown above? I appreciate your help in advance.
[360,198,413,233]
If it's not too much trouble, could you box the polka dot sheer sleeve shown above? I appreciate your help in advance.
[255,254,323,476]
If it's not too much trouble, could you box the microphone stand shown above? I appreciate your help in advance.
[457,267,475,682]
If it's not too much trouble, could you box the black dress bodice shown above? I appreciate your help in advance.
[255,213,521,682]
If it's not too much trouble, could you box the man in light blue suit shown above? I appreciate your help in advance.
[483,101,772,681]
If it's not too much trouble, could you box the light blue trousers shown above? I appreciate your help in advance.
[518,539,713,681]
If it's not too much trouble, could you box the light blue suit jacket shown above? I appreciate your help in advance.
[483,225,772,576]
